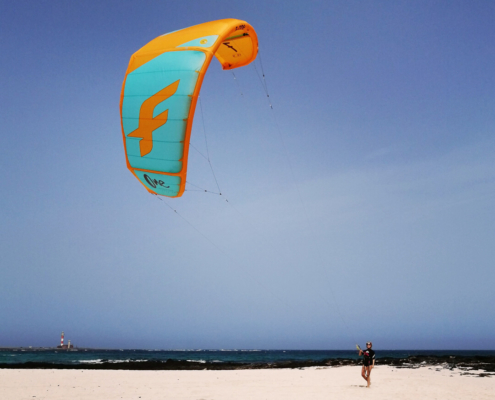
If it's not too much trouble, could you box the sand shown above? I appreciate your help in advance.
[1,365,494,400]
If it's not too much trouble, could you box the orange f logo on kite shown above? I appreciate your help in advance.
[128,80,180,157]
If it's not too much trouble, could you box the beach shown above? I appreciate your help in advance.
[2,365,494,400]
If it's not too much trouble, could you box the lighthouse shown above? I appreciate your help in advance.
[57,331,75,349]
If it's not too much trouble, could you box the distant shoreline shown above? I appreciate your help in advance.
[0,347,91,351]
[1,355,494,376]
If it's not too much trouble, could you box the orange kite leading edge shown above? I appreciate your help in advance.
[120,19,259,197]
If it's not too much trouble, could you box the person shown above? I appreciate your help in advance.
[358,341,375,387]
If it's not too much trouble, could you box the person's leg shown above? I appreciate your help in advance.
[361,365,368,382]
[366,366,372,387]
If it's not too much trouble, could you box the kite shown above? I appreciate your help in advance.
[120,19,259,197]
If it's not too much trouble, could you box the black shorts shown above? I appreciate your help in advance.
[363,361,371,367]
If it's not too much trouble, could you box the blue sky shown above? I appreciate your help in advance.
[1,0,494,349]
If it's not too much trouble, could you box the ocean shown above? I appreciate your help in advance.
[1,349,494,366]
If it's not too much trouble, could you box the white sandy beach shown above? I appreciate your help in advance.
[1,365,494,400]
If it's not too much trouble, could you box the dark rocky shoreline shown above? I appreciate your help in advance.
[1,355,494,376]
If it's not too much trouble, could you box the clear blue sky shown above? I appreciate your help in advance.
[1,0,494,350]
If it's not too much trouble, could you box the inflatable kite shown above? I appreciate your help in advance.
[120,19,258,197]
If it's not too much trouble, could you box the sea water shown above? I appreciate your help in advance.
[1,349,494,366]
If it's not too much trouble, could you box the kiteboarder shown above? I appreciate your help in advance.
[359,342,375,387]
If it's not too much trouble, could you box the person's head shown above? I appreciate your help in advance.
[366,342,372,348]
